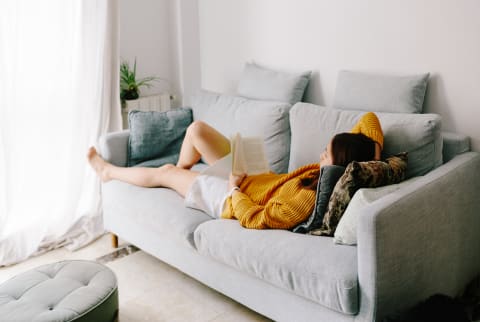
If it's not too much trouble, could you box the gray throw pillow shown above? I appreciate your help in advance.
[237,62,311,104]
[293,165,346,234]
[127,108,193,167]
[333,70,429,113]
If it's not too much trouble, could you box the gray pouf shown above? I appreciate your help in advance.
[0,260,118,322]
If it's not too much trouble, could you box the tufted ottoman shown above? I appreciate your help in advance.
[0,260,118,322]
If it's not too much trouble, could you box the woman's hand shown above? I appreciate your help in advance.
[319,145,333,168]
[229,173,246,190]
[374,142,382,160]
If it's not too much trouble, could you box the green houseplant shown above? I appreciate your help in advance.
[120,58,159,102]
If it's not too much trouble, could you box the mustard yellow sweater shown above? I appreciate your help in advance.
[221,111,384,229]
[221,164,319,229]
[351,111,384,149]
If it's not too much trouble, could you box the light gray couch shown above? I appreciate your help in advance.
[100,94,480,322]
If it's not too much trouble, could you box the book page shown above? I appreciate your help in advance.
[241,137,269,175]
[231,133,247,175]
[231,134,269,175]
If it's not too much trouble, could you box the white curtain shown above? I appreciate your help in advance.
[0,0,121,266]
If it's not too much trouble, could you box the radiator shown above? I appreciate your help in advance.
[122,93,172,129]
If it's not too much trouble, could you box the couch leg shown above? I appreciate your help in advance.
[111,234,118,248]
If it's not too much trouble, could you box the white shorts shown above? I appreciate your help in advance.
[184,154,232,219]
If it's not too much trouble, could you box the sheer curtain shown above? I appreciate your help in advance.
[0,0,121,266]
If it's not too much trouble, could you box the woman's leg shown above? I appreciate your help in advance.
[176,121,231,169]
[88,148,197,197]
[88,122,228,195]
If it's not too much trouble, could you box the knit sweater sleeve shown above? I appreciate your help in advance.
[350,112,384,149]
[227,183,316,230]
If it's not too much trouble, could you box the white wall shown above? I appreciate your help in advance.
[198,0,480,151]
[119,0,180,102]
[119,0,202,107]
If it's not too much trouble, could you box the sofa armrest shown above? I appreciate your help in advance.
[442,131,470,163]
[98,130,130,166]
[355,152,480,321]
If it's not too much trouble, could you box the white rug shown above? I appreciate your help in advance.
[104,247,270,322]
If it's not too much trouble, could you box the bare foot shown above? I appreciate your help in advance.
[87,147,111,182]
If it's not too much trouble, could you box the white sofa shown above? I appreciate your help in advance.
[100,92,480,321]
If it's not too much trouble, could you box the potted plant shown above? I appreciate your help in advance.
[120,58,159,103]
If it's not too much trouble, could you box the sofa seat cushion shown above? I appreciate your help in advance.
[193,219,359,315]
[103,180,212,247]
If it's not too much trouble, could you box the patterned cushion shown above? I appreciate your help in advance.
[292,165,345,233]
[310,152,408,237]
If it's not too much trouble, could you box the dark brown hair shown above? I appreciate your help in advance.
[301,133,376,189]
[330,132,376,167]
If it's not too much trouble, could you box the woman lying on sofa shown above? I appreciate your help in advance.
[88,112,383,229]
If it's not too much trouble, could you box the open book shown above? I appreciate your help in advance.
[231,133,270,175]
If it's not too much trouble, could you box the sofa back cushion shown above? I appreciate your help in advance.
[237,62,311,104]
[191,90,292,173]
[333,70,429,113]
[289,103,442,178]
